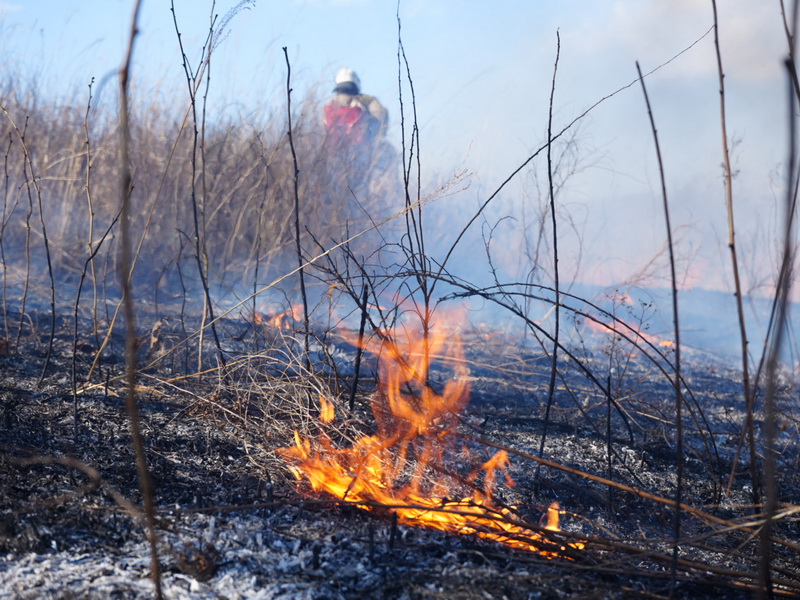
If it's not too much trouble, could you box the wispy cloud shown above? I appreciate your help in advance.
[0,3,22,16]
[574,0,784,84]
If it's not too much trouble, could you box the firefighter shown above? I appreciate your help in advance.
[323,67,388,151]
[320,68,400,243]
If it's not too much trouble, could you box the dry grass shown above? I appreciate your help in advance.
[0,83,400,310]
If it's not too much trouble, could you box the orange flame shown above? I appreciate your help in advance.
[262,303,304,330]
[279,315,583,557]
[319,395,335,424]
[584,317,674,353]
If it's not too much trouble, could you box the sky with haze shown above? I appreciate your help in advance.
[0,0,794,302]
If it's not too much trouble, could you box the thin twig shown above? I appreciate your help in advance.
[0,108,57,385]
[711,0,759,504]
[72,209,120,442]
[118,2,163,597]
[758,24,799,598]
[349,284,370,411]
[283,46,311,373]
[395,5,433,377]
[170,0,226,376]
[537,30,561,479]
[0,132,13,345]
[635,60,684,598]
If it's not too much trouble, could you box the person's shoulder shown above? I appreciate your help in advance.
[356,93,379,104]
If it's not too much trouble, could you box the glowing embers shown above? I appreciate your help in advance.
[279,315,583,557]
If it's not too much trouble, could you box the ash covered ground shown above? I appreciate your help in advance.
[1,306,799,600]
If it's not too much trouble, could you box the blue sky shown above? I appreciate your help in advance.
[0,0,794,298]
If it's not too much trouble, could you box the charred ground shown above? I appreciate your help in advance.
[1,305,798,600]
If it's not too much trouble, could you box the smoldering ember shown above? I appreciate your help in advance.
[1,4,800,600]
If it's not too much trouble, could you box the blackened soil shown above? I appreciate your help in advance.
[1,318,798,599]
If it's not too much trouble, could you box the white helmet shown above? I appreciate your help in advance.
[335,67,361,92]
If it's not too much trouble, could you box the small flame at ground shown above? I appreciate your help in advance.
[584,317,674,355]
[257,304,304,330]
[279,314,584,557]
[319,394,335,424]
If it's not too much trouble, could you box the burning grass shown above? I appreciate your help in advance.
[278,314,585,559]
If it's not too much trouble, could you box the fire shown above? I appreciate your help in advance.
[584,317,674,353]
[319,394,335,424]
[279,315,584,557]
[259,303,304,330]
